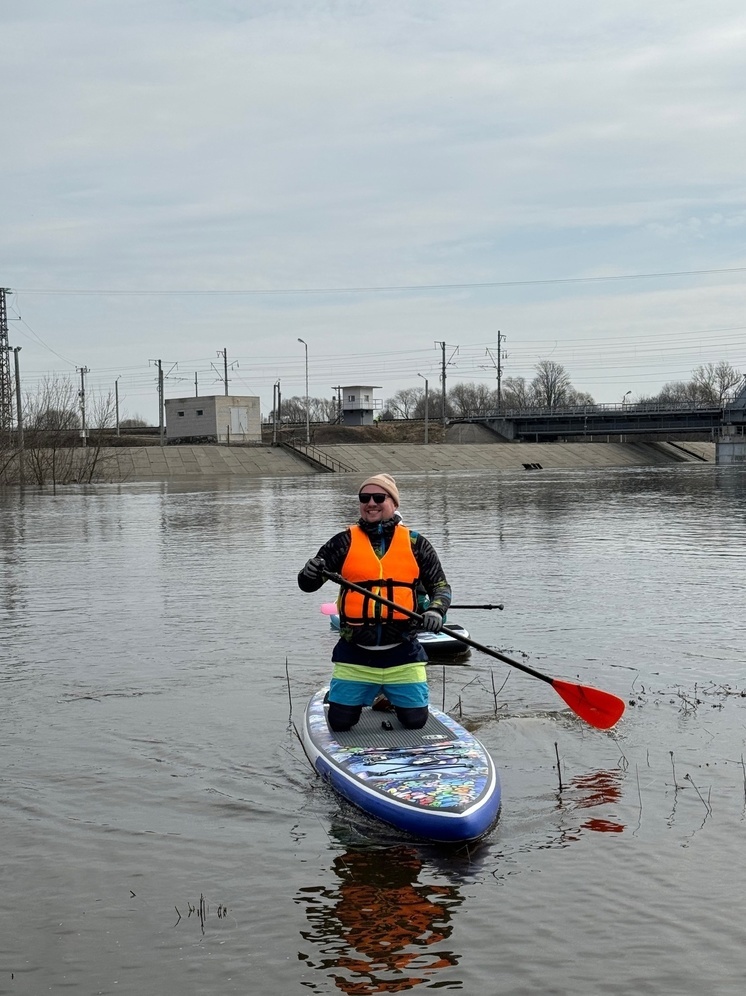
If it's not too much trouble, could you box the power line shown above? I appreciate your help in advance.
[12,264,746,297]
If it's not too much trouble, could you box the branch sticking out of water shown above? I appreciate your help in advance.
[491,670,509,717]
[285,657,293,720]
[670,751,681,791]
[178,894,229,933]
[684,773,713,815]
[633,764,644,835]
[554,741,563,793]
[615,738,629,771]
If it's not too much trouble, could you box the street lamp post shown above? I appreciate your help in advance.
[272,379,280,446]
[297,338,310,444]
[622,390,631,407]
[418,373,429,445]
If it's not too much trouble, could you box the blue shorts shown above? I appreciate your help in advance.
[328,655,428,709]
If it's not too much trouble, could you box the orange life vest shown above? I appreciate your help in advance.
[339,524,419,627]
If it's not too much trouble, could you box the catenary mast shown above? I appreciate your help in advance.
[0,288,13,433]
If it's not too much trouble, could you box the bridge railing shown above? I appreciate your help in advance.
[452,401,724,421]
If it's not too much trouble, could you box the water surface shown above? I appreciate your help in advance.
[1,465,745,994]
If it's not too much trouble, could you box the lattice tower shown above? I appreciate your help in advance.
[0,288,13,432]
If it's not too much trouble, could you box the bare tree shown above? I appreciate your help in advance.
[647,360,742,406]
[275,395,307,423]
[311,397,337,422]
[412,389,429,419]
[268,395,337,425]
[26,376,81,431]
[385,387,423,419]
[691,362,742,405]
[18,376,117,490]
[88,389,117,430]
[531,360,573,408]
[501,376,532,410]
[568,388,595,405]
[447,382,496,417]
[653,380,704,405]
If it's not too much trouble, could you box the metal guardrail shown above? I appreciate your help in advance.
[281,438,355,473]
[453,401,726,420]
[448,402,734,440]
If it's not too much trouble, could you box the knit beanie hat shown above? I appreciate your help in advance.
[359,473,400,507]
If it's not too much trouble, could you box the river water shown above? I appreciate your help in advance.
[1,465,745,995]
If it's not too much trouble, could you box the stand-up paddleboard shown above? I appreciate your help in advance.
[413,624,470,658]
[302,688,501,843]
[328,613,471,658]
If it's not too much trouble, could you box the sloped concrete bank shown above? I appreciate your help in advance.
[96,440,715,482]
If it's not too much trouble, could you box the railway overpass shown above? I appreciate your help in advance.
[450,386,746,444]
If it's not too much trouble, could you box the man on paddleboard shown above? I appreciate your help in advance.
[298,473,452,732]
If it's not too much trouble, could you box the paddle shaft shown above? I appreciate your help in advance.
[450,603,504,610]
[324,571,551,686]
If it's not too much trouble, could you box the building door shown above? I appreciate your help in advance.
[230,407,249,437]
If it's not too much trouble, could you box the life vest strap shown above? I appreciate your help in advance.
[340,578,418,625]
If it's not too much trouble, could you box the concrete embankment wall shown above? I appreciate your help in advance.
[96,440,715,482]
[98,444,316,481]
[317,440,714,474]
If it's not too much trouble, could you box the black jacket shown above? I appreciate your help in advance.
[298,517,451,646]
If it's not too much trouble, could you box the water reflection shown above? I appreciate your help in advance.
[0,498,26,621]
[566,769,625,834]
[296,844,464,993]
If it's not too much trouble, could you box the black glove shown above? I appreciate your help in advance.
[302,556,326,582]
[421,610,443,633]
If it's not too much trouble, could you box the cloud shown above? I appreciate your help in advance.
[3,1,746,418]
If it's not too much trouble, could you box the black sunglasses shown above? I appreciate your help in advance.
[358,492,388,504]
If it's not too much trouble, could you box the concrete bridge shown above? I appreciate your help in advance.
[450,381,746,444]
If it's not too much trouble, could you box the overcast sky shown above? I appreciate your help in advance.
[3,0,746,423]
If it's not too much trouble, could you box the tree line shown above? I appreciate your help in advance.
[0,375,143,488]
[381,359,743,420]
[270,360,742,424]
[2,358,743,486]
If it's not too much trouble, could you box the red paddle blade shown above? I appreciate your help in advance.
[552,680,626,730]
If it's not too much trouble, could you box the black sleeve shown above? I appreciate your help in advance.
[413,533,452,616]
[297,529,351,592]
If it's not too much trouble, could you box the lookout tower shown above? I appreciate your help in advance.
[339,385,382,426]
